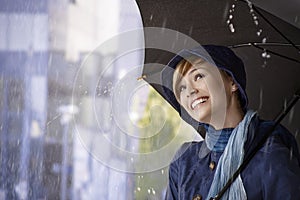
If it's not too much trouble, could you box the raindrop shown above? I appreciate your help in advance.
[261,49,271,58]
[254,20,259,26]
[284,98,288,111]
[150,14,153,21]
[152,188,156,195]
[295,16,298,23]
[232,4,235,9]
[256,29,262,36]
[162,18,167,28]
[188,26,193,36]
[290,148,293,161]
[288,106,295,125]
[262,37,267,43]
[148,189,151,194]
[229,9,233,13]
[229,23,235,33]
[226,20,230,24]
[268,166,273,175]
[229,15,233,20]
[253,16,258,20]
[137,187,141,191]
[258,87,263,110]
[161,169,164,174]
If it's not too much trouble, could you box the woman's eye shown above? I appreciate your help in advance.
[194,73,204,81]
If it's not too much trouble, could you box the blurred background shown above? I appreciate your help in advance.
[0,0,198,199]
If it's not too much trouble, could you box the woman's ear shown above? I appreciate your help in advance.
[231,82,238,92]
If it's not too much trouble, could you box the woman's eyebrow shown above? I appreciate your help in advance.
[188,68,198,75]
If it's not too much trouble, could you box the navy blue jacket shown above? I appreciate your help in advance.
[166,117,300,200]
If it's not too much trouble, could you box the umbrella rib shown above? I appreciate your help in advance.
[229,43,300,64]
[252,6,300,52]
[238,0,300,52]
[229,42,300,48]
[251,43,300,64]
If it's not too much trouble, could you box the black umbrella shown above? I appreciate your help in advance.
[136,0,300,199]
[137,0,300,135]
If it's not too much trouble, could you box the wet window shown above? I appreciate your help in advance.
[0,0,199,199]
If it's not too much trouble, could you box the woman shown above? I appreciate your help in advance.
[161,45,300,200]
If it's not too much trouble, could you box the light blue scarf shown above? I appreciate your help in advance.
[206,110,256,200]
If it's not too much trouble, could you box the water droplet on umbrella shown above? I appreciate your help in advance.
[229,15,233,20]
[256,29,262,36]
[232,4,235,8]
[262,37,267,43]
[229,23,235,33]
[226,20,230,24]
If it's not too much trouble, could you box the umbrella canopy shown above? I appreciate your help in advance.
[136,0,300,135]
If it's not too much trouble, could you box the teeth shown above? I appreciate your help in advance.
[191,97,208,109]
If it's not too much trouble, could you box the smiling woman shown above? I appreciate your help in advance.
[161,45,300,200]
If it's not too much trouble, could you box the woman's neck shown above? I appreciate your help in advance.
[211,98,245,130]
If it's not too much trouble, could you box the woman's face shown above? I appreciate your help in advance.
[174,60,236,125]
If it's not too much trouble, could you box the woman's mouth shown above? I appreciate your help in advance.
[191,96,209,109]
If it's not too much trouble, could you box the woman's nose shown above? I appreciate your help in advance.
[187,87,198,97]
